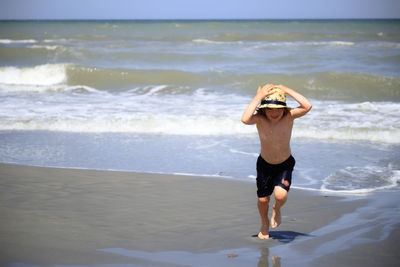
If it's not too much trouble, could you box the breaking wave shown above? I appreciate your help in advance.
[0,63,399,143]
[0,63,399,102]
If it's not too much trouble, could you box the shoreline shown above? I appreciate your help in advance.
[0,163,398,266]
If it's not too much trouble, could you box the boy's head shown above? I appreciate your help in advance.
[258,88,287,109]
[257,88,290,121]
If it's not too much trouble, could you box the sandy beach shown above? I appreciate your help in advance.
[0,163,398,266]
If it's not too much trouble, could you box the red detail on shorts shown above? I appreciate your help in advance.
[281,179,290,187]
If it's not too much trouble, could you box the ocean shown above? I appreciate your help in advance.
[0,20,399,194]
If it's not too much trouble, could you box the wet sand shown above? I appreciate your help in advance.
[0,163,398,266]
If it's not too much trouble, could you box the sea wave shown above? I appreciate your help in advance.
[294,127,400,144]
[0,64,201,92]
[294,100,400,143]
[0,39,37,44]
[0,83,100,93]
[1,115,398,144]
[191,38,400,51]
[3,36,397,49]
[0,63,399,143]
[0,91,399,144]
[0,115,253,135]
[321,165,400,194]
[242,72,400,102]
[0,64,67,86]
[1,63,398,102]
[193,39,356,47]
[192,39,228,45]
[28,44,63,51]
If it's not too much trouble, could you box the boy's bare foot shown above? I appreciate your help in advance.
[258,224,269,239]
[271,206,281,228]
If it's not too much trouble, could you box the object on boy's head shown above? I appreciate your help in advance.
[258,88,287,109]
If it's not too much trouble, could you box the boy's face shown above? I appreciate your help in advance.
[265,108,285,122]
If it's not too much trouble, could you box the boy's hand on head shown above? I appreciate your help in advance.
[275,84,289,93]
[257,84,275,99]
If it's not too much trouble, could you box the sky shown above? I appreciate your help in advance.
[0,0,399,20]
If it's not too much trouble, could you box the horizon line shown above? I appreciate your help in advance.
[1,18,399,22]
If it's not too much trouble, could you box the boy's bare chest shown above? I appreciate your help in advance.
[257,119,293,141]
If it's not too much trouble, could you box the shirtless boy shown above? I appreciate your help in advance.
[241,84,312,239]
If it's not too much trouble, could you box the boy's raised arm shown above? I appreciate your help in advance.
[241,84,275,125]
[275,85,312,119]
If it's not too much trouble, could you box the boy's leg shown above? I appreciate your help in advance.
[271,186,288,228]
[258,196,270,239]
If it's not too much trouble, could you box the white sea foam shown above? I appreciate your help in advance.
[0,84,99,94]
[0,87,399,144]
[0,39,37,44]
[294,127,400,144]
[0,86,250,135]
[321,165,400,194]
[43,38,70,43]
[0,64,68,86]
[293,100,400,144]
[193,39,222,44]
[298,41,355,46]
[250,41,355,49]
[144,85,169,95]
[28,44,61,50]
[0,115,253,135]
[193,39,356,48]
[192,38,243,45]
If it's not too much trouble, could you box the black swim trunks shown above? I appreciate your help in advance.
[256,155,295,198]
